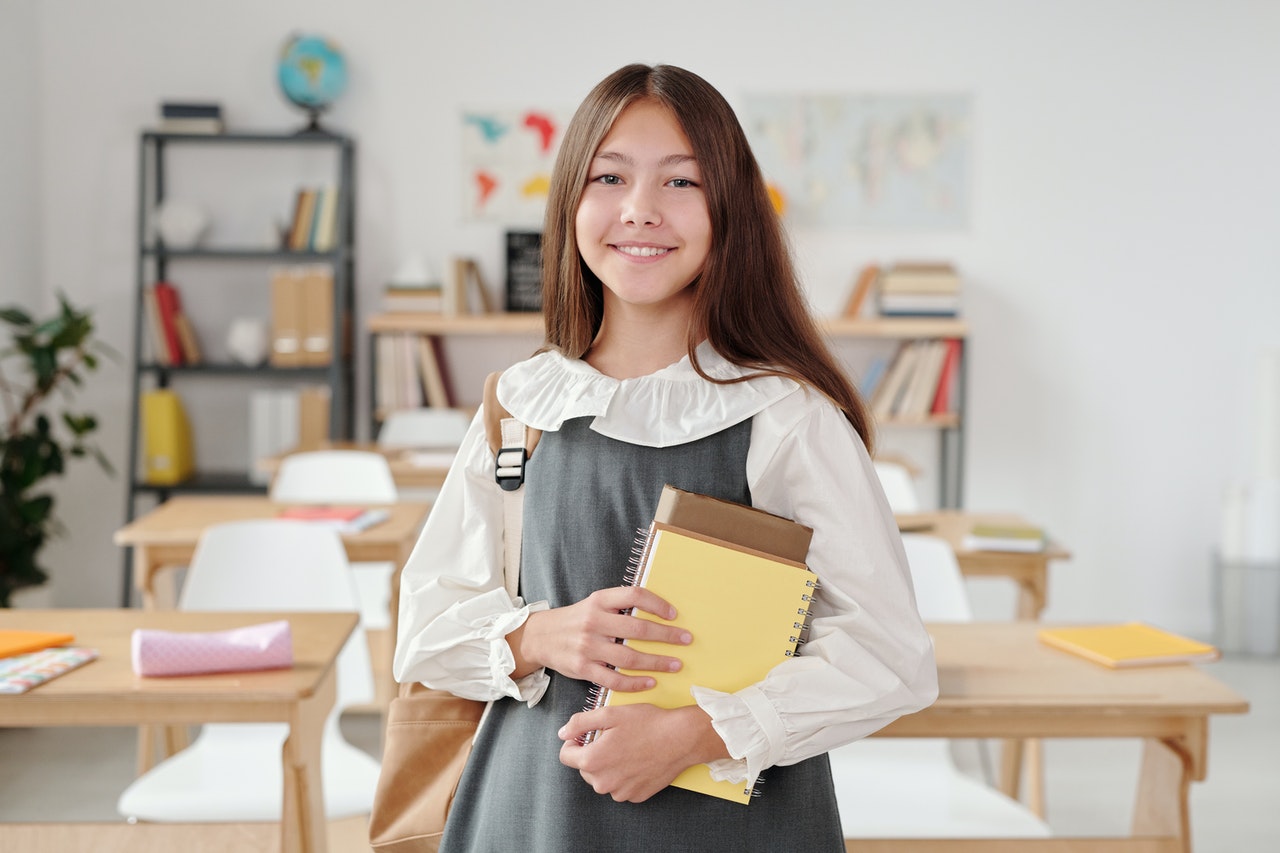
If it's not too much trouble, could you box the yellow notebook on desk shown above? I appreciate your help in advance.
[1038,622,1220,668]
[589,512,818,804]
[0,629,75,659]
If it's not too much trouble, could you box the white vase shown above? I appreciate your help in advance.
[226,317,269,366]
[154,200,210,249]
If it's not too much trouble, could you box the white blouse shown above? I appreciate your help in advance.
[394,343,938,787]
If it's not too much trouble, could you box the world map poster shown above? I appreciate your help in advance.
[461,106,576,224]
[743,93,971,229]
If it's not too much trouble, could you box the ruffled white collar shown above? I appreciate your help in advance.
[496,341,800,448]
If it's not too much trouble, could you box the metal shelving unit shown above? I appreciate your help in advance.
[120,130,357,605]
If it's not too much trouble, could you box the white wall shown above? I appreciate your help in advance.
[0,0,40,308]
[5,1,1279,634]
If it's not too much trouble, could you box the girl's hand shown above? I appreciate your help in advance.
[508,586,691,691]
[557,704,730,802]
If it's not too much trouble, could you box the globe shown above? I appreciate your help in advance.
[277,33,348,133]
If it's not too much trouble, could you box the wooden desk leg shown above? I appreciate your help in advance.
[1012,571,1049,817]
[1133,736,1193,853]
[134,550,190,774]
[281,668,334,853]
[998,737,1023,801]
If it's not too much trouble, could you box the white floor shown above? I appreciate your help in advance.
[1,655,1277,851]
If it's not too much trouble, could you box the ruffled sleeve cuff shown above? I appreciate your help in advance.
[483,599,552,706]
[691,683,786,787]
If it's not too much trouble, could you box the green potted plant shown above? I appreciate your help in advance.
[0,294,112,607]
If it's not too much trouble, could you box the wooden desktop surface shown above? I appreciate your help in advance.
[0,609,356,853]
[861,622,1248,853]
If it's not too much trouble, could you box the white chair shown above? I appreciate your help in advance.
[377,406,470,450]
[271,449,398,505]
[270,449,398,632]
[117,520,381,822]
[874,459,922,513]
[829,534,1051,839]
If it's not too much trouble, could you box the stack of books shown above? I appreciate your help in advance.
[285,186,340,253]
[876,262,961,317]
[867,338,963,421]
[159,102,224,135]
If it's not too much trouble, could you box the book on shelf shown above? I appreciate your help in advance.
[504,230,544,313]
[152,280,201,366]
[930,338,962,415]
[962,522,1047,553]
[858,354,890,400]
[1038,622,1221,668]
[0,646,99,694]
[842,263,880,318]
[876,262,961,317]
[584,485,816,804]
[158,103,224,135]
[416,336,452,408]
[383,284,445,313]
[444,256,494,315]
[878,262,961,293]
[143,285,173,366]
[299,265,334,367]
[0,629,75,659]
[871,340,923,420]
[248,387,313,485]
[141,388,195,485]
[278,505,391,533]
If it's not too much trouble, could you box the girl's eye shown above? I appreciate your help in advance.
[592,174,622,185]
[668,178,696,189]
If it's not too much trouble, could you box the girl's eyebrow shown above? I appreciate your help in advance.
[594,151,698,168]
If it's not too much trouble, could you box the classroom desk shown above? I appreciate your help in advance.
[0,609,356,853]
[897,510,1072,817]
[896,510,1071,619]
[858,622,1250,853]
[114,496,431,735]
[256,441,455,491]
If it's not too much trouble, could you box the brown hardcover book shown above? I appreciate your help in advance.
[843,263,880,318]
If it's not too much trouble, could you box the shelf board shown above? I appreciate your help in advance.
[366,312,966,339]
[820,316,968,338]
[879,413,962,429]
[368,312,545,335]
[131,471,268,496]
[143,130,353,147]
[142,246,345,261]
[139,362,333,376]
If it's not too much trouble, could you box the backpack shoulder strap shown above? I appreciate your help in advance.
[482,371,541,600]
[482,371,542,490]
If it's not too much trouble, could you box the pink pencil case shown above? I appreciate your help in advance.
[131,619,294,677]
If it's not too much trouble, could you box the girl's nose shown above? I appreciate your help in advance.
[621,185,661,227]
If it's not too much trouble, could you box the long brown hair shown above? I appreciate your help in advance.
[541,63,873,450]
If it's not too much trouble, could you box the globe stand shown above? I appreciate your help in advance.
[293,106,335,137]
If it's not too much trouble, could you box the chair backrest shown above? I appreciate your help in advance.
[377,407,470,449]
[270,449,398,504]
[874,460,922,513]
[900,533,973,622]
[180,519,375,710]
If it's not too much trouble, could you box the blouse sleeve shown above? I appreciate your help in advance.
[691,390,939,786]
[392,409,551,704]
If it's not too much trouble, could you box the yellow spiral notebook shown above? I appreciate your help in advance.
[1038,622,1220,668]
[586,487,817,804]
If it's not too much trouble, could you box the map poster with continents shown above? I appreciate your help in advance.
[462,107,576,224]
[743,93,971,229]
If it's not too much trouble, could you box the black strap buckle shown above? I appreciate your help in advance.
[495,446,527,491]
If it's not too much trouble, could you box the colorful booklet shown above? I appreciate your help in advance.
[278,505,390,532]
[1038,622,1220,668]
[0,629,76,659]
[0,646,99,693]
[962,522,1047,553]
[585,486,817,804]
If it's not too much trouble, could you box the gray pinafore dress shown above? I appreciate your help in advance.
[439,416,844,853]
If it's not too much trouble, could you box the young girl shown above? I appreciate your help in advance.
[394,63,937,852]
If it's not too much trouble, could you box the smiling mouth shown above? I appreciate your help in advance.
[614,245,672,257]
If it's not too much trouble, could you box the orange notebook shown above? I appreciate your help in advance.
[0,629,75,660]
[1038,622,1220,668]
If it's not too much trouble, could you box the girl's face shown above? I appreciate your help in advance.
[575,100,711,315]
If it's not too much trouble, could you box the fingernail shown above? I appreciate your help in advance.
[668,660,682,672]
[644,677,656,688]
[680,632,692,644]
[668,607,678,620]
[557,725,566,738]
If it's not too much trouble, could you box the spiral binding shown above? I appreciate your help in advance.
[579,525,655,745]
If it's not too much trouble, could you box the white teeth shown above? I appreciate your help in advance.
[617,245,670,257]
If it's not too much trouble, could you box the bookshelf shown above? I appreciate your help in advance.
[365,313,968,507]
[121,130,357,604]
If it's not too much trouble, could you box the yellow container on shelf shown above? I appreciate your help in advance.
[141,389,194,485]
